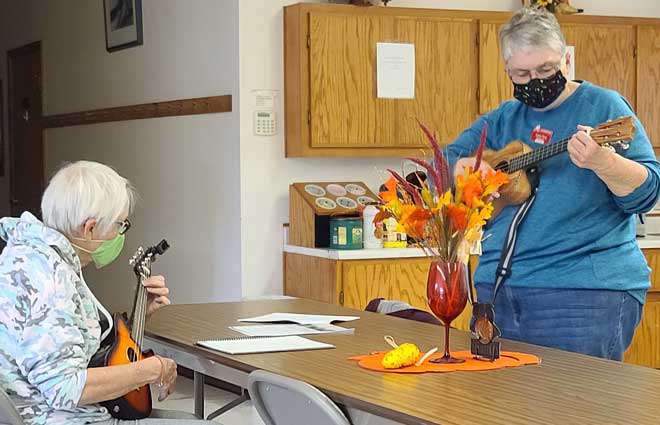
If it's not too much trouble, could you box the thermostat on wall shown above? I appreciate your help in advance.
[254,110,277,136]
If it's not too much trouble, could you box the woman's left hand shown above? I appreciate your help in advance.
[567,124,613,172]
[144,275,171,316]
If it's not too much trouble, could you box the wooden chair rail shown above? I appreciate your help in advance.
[42,95,232,128]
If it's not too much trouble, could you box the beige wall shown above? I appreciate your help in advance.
[0,0,242,313]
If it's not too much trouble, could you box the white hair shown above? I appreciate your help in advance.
[499,7,566,62]
[41,161,136,237]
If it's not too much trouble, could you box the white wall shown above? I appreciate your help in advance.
[0,0,242,313]
[238,0,660,299]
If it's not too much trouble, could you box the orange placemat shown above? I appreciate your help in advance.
[349,351,540,373]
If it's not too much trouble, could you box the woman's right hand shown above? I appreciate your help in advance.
[151,355,177,401]
[453,157,495,179]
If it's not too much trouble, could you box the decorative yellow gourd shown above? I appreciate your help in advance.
[381,342,421,369]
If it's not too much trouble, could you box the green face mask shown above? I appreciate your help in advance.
[73,233,125,269]
[90,233,125,268]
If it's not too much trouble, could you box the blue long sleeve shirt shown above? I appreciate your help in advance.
[445,81,660,304]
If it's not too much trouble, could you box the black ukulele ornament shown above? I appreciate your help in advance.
[470,303,502,361]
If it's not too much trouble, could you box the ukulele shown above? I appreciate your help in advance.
[100,239,170,419]
[481,116,636,217]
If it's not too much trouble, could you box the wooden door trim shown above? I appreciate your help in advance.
[0,79,4,177]
[7,41,42,216]
[42,95,232,129]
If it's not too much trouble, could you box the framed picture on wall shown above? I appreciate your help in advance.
[103,0,143,52]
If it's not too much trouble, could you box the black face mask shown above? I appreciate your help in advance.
[512,70,567,109]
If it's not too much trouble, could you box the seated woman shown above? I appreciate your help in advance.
[0,161,215,424]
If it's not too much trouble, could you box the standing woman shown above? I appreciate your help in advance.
[447,8,660,360]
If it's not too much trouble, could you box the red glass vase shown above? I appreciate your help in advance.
[426,261,468,364]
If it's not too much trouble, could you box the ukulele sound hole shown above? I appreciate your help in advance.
[127,347,138,362]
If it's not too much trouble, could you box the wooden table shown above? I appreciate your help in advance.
[145,299,660,425]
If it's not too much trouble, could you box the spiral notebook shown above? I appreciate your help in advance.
[196,335,334,355]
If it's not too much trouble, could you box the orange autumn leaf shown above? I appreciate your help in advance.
[373,209,394,224]
[462,180,484,208]
[380,177,399,202]
[483,170,509,197]
[399,205,432,236]
[446,203,468,232]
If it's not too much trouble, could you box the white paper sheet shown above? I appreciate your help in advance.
[376,42,416,99]
[237,313,360,325]
[229,323,355,337]
[566,45,575,81]
[197,336,334,355]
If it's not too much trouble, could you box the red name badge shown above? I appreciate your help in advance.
[531,125,553,145]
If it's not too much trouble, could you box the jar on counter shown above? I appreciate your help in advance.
[330,217,363,250]
[362,204,382,249]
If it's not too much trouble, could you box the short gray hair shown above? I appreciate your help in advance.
[41,161,136,237]
[499,7,566,62]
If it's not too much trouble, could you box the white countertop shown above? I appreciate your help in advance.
[283,244,428,260]
[284,236,660,260]
[636,235,660,249]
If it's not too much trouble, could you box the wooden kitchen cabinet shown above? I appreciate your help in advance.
[623,248,660,368]
[286,247,659,368]
[284,252,473,332]
[636,26,660,148]
[479,20,637,113]
[561,23,636,105]
[286,4,660,156]
[285,3,479,157]
[478,20,510,114]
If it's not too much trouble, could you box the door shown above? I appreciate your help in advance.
[8,41,43,217]
[561,23,636,105]
[479,20,511,114]
[309,12,397,148]
[394,17,479,146]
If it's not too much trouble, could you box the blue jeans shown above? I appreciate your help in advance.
[475,284,643,360]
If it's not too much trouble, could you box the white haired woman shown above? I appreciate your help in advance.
[0,161,216,424]
[448,8,660,359]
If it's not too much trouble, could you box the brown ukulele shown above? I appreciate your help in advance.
[482,116,636,217]
[100,239,170,419]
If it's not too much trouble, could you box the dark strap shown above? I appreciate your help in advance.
[491,186,538,303]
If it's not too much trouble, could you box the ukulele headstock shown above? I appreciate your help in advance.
[591,116,635,151]
[129,239,170,280]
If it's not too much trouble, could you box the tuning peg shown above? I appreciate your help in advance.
[619,142,630,150]
[604,143,616,152]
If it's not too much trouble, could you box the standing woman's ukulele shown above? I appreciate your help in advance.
[101,239,170,419]
[482,117,636,217]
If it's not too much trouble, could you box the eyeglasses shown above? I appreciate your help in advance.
[117,218,131,235]
[507,61,561,84]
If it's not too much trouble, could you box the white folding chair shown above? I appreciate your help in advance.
[248,370,351,425]
[0,391,24,425]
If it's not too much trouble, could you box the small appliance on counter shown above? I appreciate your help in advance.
[289,181,379,249]
[362,204,383,249]
[636,213,646,237]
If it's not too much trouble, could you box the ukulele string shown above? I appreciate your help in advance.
[131,258,150,363]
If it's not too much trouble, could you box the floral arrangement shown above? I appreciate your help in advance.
[375,122,508,264]
[533,0,557,10]
[525,0,583,14]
